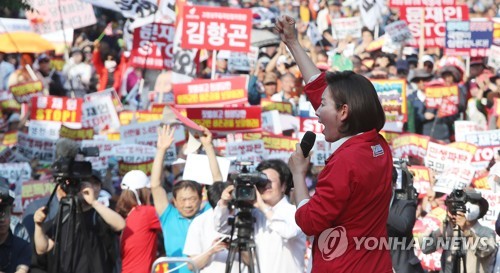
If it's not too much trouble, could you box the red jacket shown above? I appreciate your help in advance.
[296,72,394,273]
[93,49,125,92]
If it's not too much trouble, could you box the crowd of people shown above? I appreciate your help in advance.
[0,0,500,273]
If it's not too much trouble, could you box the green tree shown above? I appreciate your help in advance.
[2,0,35,12]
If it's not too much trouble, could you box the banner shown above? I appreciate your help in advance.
[488,45,500,71]
[9,81,43,103]
[186,106,261,133]
[2,131,18,147]
[28,121,61,140]
[462,130,500,146]
[26,0,97,34]
[400,5,469,47]
[455,120,484,142]
[81,140,123,172]
[227,46,259,72]
[261,100,293,115]
[380,131,402,145]
[425,142,473,173]
[299,117,324,134]
[119,160,154,176]
[472,146,500,170]
[477,190,500,233]
[173,76,248,107]
[226,140,265,163]
[111,144,157,163]
[130,23,175,70]
[0,146,16,163]
[0,18,32,33]
[59,125,94,140]
[262,135,298,152]
[433,164,475,194]
[17,132,57,163]
[30,96,83,124]
[181,6,252,52]
[392,134,431,160]
[261,110,282,135]
[332,17,362,40]
[372,80,407,132]
[84,88,123,112]
[445,20,493,57]
[0,162,31,213]
[114,0,158,19]
[82,96,120,131]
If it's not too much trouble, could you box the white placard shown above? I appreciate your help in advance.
[183,154,231,185]
[0,162,32,213]
[28,121,61,140]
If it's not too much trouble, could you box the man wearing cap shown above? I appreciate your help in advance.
[421,190,497,273]
[0,180,31,273]
[62,47,92,98]
[36,54,66,97]
[421,55,435,74]
[407,69,433,134]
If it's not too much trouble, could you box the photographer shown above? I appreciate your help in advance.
[32,173,125,273]
[387,166,424,273]
[214,159,306,273]
[0,181,31,273]
[421,190,497,273]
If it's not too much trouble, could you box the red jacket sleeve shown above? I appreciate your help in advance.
[295,158,352,236]
[303,72,327,111]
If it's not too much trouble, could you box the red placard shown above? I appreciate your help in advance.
[181,5,252,52]
[30,96,83,124]
[390,0,455,7]
[299,117,324,134]
[130,23,175,70]
[424,85,459,109]
[186,106,261,133]
[173,76,248,107]
[400,5,469,48]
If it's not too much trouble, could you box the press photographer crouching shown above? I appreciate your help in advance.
[0,180,31,273]
[387,161,424,273]
[421,189,497,273]
[33,139,125,273]
[214,159,306,273]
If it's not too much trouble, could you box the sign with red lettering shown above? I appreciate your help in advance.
[130,23,175,70]
[173,76,248,107]
[299,117,324,134]
[186,106,261,133]
[30,96,83,125]
[181,5,252,52]
[400,5,469,48]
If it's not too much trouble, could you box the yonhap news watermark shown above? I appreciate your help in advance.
[317,226,489,261]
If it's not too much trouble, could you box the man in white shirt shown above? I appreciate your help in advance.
[214,160,306,273]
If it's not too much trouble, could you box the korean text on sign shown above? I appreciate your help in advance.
[181,6,252,52]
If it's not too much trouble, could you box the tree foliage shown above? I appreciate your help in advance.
[1,0,35,13]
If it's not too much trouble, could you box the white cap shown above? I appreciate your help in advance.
[217,50,231,60]
[121,170,150,191]
[422,55,434,65]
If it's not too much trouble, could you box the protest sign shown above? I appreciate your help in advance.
[26,0,97,34]
[120,121,161,143]
[2,131,18,147]
[0,18,32,33]
[477,190,500,232]
[408,166,431,198]
[28,121,61,140]
[119,111,163,125]
[81,140,123,172]
[332,17,362,40]
[425,142,473,173]
[433,164,475,194]
[9,80,43,103]
[130,23,175,70]
[445,20,494,57]
[372,79,407,132]
[455,120,484,142]
[0,146,16,163]
[119,160,154,176]
[360,0,384,31]
[262,135,298,152]
[463,129,500,146]
[312,139,332,166]
[488,45,500,71]
[30,96,83,125]
[228,47,259,72]
[384,20,413,44]
[82,96,120,131]
[392,134,431,160]
[413,208,446,271]
[226,140,265,156]
[400,5,469,48]
[299,117,324,134]
[424,85,459,109]
[472,174,490,190]
[173,20,198,80]
[84,88,123,112]
[0,162,32,213]
[261,110,282,135]
[111,144,157,163]
[183,154,231,185]
[471,146,500,170]
[261,100,293,115]
[447,142,478,156]
[380,131,402,145]
[173,76,248,107]
[21,179,54,212]
[59,125,94,140]
[17,132,57,163]
[186,106,261,133]
[181,6,252,52]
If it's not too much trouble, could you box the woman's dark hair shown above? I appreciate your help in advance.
[172,180,203,199]
[115,188,152,218]
[207,182,227,208]
[325,71,386,135]
[256,159,293,195]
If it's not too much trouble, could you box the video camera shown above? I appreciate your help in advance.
[393,158,417,200]
[231,162,270,208]
[52,147,99,195]
[445,189,482,215]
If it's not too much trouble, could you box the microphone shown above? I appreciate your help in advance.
[300,131,316,158]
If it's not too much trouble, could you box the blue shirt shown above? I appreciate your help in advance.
[159,203,209,273]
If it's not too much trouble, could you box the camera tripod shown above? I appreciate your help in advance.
[443,217,467,273]
[45,180,93,273]
[225,208,261,273]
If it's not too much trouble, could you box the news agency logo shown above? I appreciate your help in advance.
[317,226,491,261]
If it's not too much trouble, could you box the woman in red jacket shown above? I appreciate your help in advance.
[278,15,394,273]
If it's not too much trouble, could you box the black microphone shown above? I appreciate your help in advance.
[300,131,316,158]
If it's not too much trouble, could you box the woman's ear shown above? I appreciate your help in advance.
[339,104,349,122]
